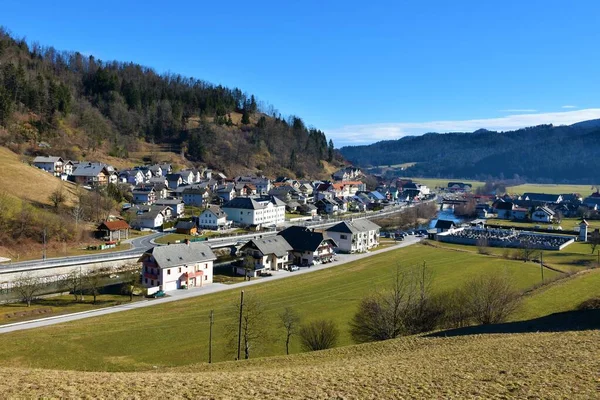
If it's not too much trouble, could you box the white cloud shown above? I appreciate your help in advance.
[561,105,577,109]
[499,109,538,113]
[327,108,600,147]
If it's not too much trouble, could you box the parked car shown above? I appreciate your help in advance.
[149,290,165,298]
[289,265,300,272]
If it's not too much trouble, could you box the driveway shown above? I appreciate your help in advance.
[0,236,422,334]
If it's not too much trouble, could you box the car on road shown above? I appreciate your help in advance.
[289,265,300,272]
[149,290,166,298]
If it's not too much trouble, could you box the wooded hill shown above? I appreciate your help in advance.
[340,121,600,183]
[0,28,341,178]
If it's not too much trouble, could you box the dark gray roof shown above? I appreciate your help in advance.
[202,205,226,218]
[175,220,196,230]
[326,220,380,234]
[435,219,456,229]
[523,193,561,203]
[143,242,216,269]
[242,236,292,257]
[155,199,184,206]
[278,226,337,252]
[223,196,285,210]
[166,173,183,181]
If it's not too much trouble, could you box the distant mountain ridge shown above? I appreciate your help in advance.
[339,121,600,183]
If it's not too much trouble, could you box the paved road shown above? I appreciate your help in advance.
[0,232,165,272]
[0,236,422,334]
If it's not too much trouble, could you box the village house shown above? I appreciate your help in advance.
[511,207,529,221]
[278,226,338,266]
[175,220,198,235]
[434,219,456,233]
[148,165,163,177]
[521,193,563,204]
[332,166,361,181]
[325,220,380,253]
[298,203,318,216]
[166,173,184,189]
[95,220,130,241]
[119,169,146,186]
[71,163,110,186]
[154,199,185,218]
[198,205,231,230]
[315,198,339,215]
[222,196,286,227]
[33,156,64,176]
[139,241,216,294]
[238,236,293,277]
[132,186,156,205]
[182,187,209,207]
[131,208,165,230]
[493,200,514,219]
[447,182,473,192]
[531,206,556,223]
[133,167,153,182]
[216,184,237,202]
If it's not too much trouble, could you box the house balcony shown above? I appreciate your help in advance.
[144,272,159,280]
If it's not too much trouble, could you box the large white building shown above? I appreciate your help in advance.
[222,196,286,227]
[325,220,381,253]
[139,241,216,294]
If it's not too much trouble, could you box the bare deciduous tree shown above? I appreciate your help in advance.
[589,229,600,254]
[84,271,103,304]
[228,295,267,360]
[299,319,339,351]
[462,273,521,325]
[350,263,443,343]
[279,307,301,355]
[13,273,43,307]
[65,270,82,301]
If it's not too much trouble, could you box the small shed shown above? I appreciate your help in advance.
[175,220,198,235]
[96,220,130,241]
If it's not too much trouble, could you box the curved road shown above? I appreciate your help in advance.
[0,232,165,272]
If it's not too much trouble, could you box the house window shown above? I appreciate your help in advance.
[167,269,171,275]
[204,275,208,281]
[151,280,154,286]
[178,267,182,273]
[205,263,208,269]
[145,278,148,284]
[340,234,347,239]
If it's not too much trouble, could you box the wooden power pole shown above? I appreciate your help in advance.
[540,251,544,282]
[237,290,244,361]
[208,310,214,363]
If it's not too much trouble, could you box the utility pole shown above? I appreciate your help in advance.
[208,309,214,363]
[42,227,47,261]
[236,290,244,360]
[540,251,544,283]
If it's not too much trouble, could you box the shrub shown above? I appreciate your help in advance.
[299,319,339,351]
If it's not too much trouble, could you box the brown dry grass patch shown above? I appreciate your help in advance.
[0,331,597,399]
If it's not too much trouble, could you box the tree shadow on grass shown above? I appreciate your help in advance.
[428,309,600,338]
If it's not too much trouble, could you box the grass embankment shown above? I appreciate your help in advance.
[485,217,600,231]
[0,244,561,371]
[0,330,596,398]
[430,240,599,273]
[0,294,142,325]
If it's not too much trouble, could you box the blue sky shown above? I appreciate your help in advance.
[3,1,600,146]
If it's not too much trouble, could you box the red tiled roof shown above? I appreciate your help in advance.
[100,220,130,231]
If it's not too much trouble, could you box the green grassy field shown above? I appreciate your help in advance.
[401,176,595,197]
[430,239,599,273]
[0,244,561,372]
[515,269,600,321]
[485,217,600,231]
[506,183,595,196]
[0,294,142,325]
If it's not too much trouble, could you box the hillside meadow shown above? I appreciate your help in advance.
[0,243,561,372]
[0,330,597,399]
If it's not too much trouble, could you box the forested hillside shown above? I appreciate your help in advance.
[340,123,600,183]
[0,28,340,177]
